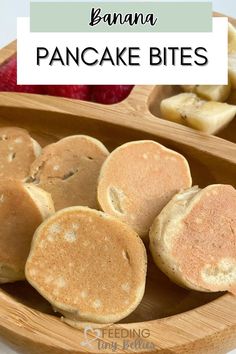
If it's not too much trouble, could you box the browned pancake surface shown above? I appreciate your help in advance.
[26,207,147,323]
[98,141,192,237]
[0,180,45,279]
[172,185,236,293]
[0,127,40,180]
[30,136,109,210]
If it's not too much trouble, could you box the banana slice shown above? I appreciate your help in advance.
[161,93,195,125]
[228,22,236,54]
[160,93,236,134]
[181,84,231,102]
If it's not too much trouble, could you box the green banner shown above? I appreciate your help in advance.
[30,2,212,33]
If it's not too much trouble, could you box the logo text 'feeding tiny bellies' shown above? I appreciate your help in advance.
[80,326,156,352]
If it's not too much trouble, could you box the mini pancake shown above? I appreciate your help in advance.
[97,140,192,238]
[150,185,236,294]
[0,180,54,283]
[30,135,109,211]
[25,207,147,324]
[0,126,41,181]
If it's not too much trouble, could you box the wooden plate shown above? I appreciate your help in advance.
[0,25,236,354]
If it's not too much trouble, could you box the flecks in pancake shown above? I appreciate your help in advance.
[0,127,41,181]
[30,135,109,210]
[26,207,147,324]
[98,140,192,239]
[150,185,236,294]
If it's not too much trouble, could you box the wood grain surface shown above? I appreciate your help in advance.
[0,15,235,354]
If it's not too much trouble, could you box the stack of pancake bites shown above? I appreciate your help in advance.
[0,126,235,327]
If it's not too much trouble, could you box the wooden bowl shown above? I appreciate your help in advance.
[0,32,236,354]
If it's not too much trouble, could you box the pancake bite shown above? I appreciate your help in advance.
[26,207,147,324]
[97,140,192,238]
[0,180,54,283]
[30,135,109,210]
[150,185,236,294]
[0,127,41,181]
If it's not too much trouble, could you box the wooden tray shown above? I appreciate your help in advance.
[0,28,236,354]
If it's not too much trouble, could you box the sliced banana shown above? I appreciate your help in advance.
[181,84,231,102]
[161,93,195,125]
[160,93,236,134]
[228,22,236,54]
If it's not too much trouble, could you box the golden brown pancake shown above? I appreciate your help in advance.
[30,135,109,210]
[0,180,54,283]
[97,140,192,239]
[150,185,236,294]
[26,207,147,324]
[0,127,41,181]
